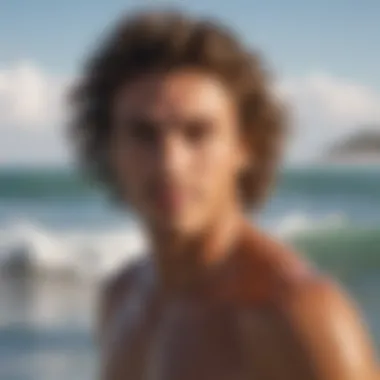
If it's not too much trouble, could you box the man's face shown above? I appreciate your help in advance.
[110,69,247,235]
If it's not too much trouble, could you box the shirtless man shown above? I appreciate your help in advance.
[71,10,379,380]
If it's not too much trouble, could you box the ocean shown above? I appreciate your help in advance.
[0,165,379,379]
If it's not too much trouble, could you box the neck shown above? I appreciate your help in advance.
[147,204,245,293]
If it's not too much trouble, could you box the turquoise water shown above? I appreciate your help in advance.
[0,166,379,379]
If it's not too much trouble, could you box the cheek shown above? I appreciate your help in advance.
[194,139,240,190]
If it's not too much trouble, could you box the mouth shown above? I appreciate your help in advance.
[150,185,187,213]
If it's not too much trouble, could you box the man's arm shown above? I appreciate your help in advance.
[279,278,379,380]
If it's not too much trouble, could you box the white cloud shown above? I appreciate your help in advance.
[0,62,71,129]
[279,72,380,129]
[0,62,73,166]
[277,72,380,162]
[0,62,380,164]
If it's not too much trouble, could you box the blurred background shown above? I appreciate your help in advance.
[0,1,379,379]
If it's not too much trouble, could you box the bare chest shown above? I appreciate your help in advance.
[101,292,294,380]
[103,294,262,380]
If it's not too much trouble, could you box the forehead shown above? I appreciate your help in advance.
[113,69,235,119]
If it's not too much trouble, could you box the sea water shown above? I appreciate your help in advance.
[0,165,379,379]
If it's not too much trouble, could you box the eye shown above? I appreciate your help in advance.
[125,118,158,144]
[184,119,214,144]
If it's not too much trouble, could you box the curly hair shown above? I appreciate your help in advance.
[70,10,287,209]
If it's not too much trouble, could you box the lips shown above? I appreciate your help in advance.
[151,185,186,213]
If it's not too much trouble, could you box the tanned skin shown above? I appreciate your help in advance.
[98,69,378,379]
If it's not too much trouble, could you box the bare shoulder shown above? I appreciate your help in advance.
[101,259,143,301]
[277,274,370,338]
[98,258,147,336]
[236,222,312,290]
[274,275,379,379]
[278,273,359,310]
[238,224,378,378]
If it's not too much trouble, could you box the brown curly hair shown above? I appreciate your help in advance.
[70,10,287,209]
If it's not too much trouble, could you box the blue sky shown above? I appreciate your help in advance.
[0,0,379,166]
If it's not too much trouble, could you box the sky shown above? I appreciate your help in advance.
[0,0,379,166]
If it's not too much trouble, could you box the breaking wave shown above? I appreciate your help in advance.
[1,213,379,281]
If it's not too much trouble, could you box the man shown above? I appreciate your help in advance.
[71,10,378,380]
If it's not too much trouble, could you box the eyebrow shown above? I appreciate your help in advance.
[121,114,214,129]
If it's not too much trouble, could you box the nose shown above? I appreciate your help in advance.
[156,134,188,178]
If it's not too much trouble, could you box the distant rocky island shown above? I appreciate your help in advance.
[325,128,380,164]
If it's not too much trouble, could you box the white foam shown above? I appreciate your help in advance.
[273,212,348,239]
[0,220,146,281]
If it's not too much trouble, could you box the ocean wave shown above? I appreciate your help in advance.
[0,169,97,201]
[0,220,145,281]
[0,214,379,281]
[274,212,348,238]
[276,167,380,199]
[275,213,380,277]
[2,166,380,201]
